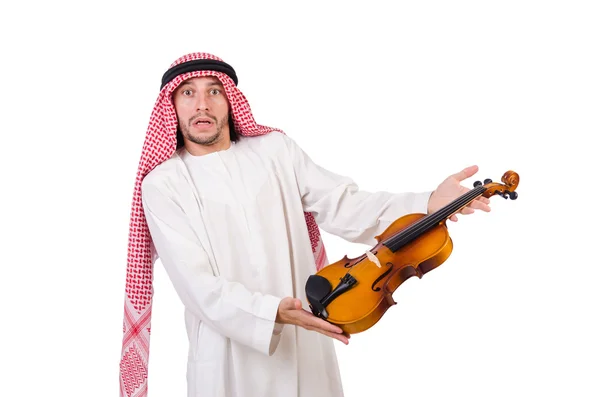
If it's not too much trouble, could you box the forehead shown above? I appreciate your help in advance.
[177,76,223,89]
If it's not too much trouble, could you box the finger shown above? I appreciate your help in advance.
[462,207,475,214]
[326,330,350,345]
[450,214,458,222]
[300,310,344,334]
[468,200,491,212]
[306,325,350,344]
[322,329,349,344]
[473,196,490,205]
[452,165,478,181]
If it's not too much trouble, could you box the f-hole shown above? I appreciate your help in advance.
[371,262,393,292]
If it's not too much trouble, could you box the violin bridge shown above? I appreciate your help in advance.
[365,250,381,268]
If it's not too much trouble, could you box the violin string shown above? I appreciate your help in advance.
[343,190,478,280]
[339,187,485,289]
[398,191,480,244]
[385,187,485,251]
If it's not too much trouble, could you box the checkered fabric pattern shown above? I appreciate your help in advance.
[119,52,328,397]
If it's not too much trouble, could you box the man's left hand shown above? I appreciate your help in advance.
[427,165,491,222]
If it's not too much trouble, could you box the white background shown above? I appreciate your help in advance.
[1,0,599,396]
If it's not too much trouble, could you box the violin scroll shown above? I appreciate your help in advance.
[474,170,519,200]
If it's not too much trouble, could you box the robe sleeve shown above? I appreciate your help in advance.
[284,135,433,246]
[141,179,284,356]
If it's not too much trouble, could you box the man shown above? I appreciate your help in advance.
[119,52,491,397]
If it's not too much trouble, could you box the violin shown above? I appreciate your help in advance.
[305,170,519,334]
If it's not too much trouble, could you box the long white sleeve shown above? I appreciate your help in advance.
[141,179,284,356]
[284,135,432,245]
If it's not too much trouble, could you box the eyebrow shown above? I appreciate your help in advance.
[178,80,223,90]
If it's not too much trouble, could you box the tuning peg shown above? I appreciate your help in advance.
[473,180,482,187]
[509,191,518,200]
[484,178,492,184]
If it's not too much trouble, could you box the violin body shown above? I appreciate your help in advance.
[311,213,452,334]
[306,170,519,334]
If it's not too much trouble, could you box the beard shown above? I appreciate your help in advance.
[180,113,229,146]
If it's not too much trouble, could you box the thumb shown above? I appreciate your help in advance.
[453,165,478,181]
[282,297,302,310]
[292,298,302,310]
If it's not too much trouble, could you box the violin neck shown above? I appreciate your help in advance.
[382,186,486,253]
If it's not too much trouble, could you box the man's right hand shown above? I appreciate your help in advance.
[276,297,350,344]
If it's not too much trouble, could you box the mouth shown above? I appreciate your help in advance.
[190,117,215,130]
[191,117,214,126]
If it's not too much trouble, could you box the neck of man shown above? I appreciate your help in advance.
[184,134,232,156]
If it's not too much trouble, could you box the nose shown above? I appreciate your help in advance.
[195,93,209,111]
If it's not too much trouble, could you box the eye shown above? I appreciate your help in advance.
[182,89,192,96]
[210,88,221,95]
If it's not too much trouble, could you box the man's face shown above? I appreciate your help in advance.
[173,76,230,148]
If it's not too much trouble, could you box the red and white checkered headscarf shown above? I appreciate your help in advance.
[119,52,329,397]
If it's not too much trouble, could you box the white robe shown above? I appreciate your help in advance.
[141,132,432,397]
